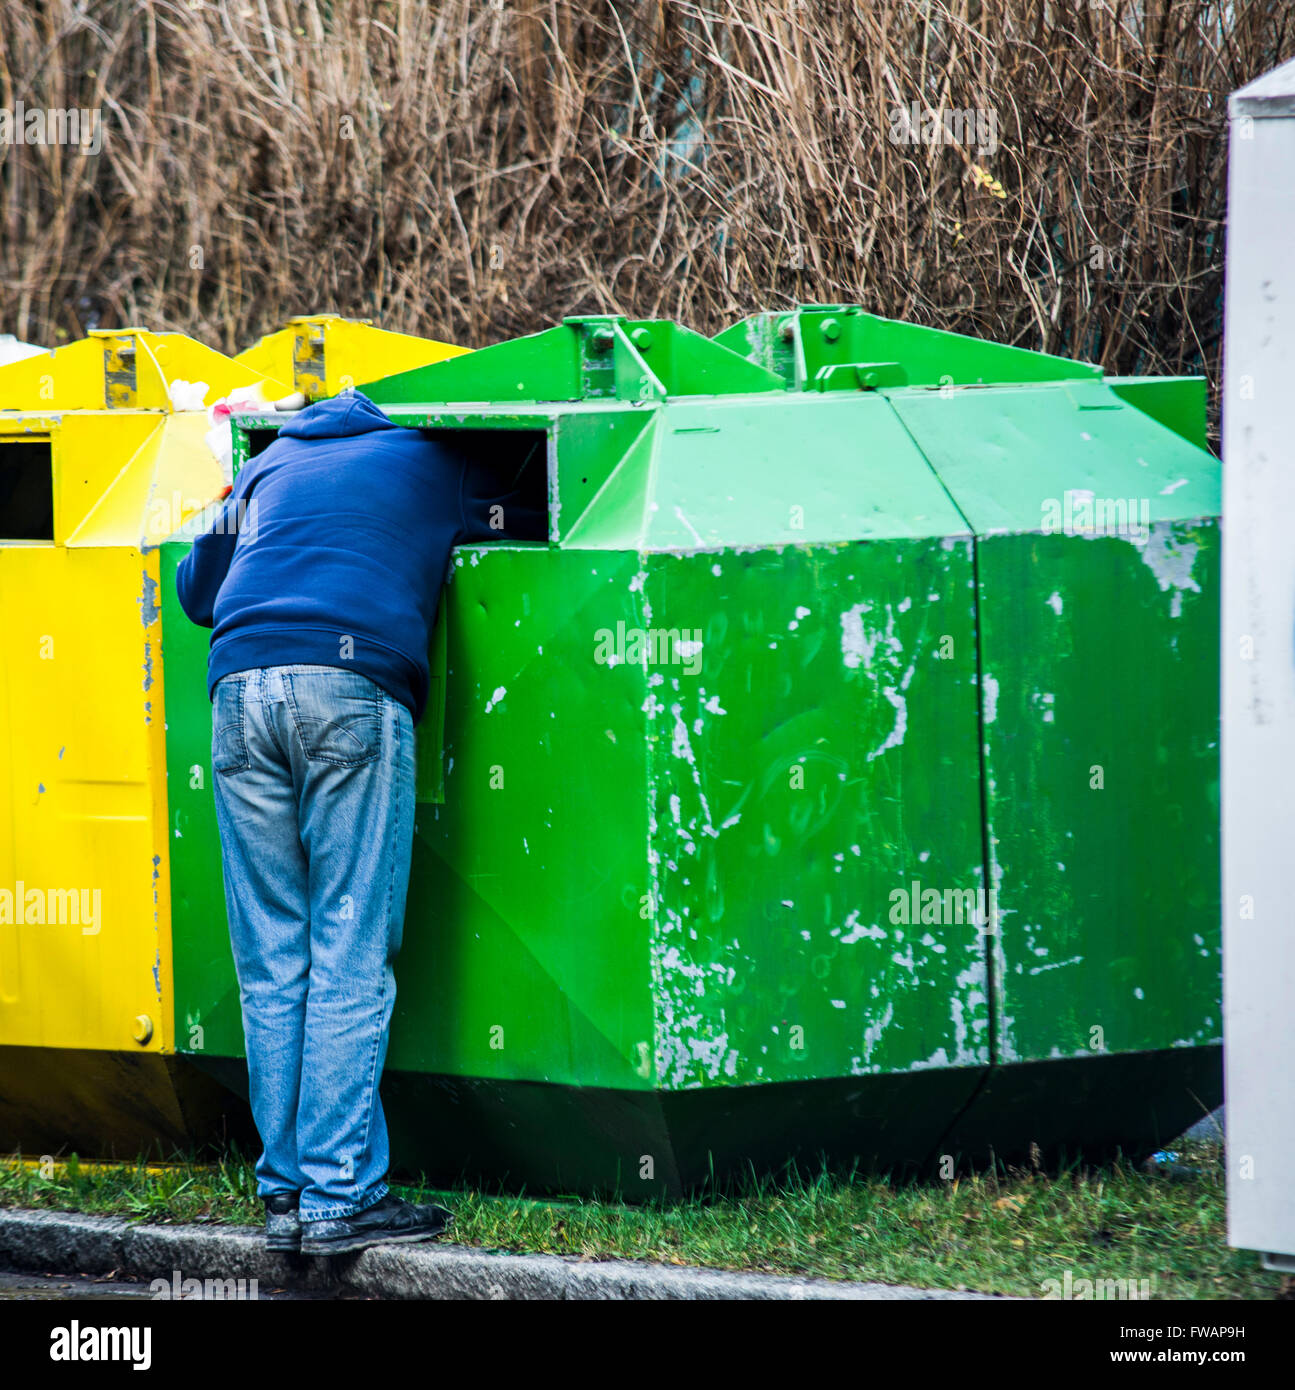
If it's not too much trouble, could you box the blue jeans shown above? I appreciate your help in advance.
[210,664,416,1221]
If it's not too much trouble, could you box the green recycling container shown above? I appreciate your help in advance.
[157,309,1221,1197]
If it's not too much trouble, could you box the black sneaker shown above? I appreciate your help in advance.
[300,1193,453,1257]
[264,1192,301,1253]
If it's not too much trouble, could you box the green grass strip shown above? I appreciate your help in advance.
[0,1139,1283,1299]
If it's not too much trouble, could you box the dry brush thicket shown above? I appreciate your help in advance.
[2,1,1292,434]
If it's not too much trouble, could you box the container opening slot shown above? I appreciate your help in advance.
[0,440,54,541]
[420,428,549,542]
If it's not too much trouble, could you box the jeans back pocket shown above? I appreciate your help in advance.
[285,668,383,766]
[212,676,251,773]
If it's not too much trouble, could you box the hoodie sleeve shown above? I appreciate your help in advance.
[175,481,253,629]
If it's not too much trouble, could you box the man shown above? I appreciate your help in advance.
[176,389,543,1256]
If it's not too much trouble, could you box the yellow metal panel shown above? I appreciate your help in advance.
[122,332,291,408]
[0,545,173,1052]
[0,413,60,440]
[61,414,225,549]
[0,340,100,411]
[143,414,228,546]
[236,314,468,397]
[47,414,159,547]
[0,331,291,411]
[234,327,293,384]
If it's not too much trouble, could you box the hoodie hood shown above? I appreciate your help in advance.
[276,390,399,441]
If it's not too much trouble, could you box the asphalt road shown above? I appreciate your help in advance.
[0,1270,361,1300]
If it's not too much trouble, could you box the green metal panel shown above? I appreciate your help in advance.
[887,378,1218,534]
[1107,376,1209,450]
[716,307,1104,391]
[889,383,1222,1064]
[975,526,1221,1061]
[159,537,245,1061]
[643,540,988,1090]
[391,545,653,1089]
[552,408,655,543]
[564,393,976,552]
[361,324,586,405]
[643,393,966,549]
[561,413,659,550]
[361,317,784,408]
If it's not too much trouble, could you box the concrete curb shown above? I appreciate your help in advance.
[0,1208,1009,1300]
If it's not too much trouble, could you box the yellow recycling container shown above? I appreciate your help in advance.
[0,329,290,1155]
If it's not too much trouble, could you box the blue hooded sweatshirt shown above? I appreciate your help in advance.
[175,392,544,723]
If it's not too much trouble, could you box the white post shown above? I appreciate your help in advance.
[1223,55,1295,1271]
